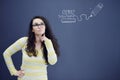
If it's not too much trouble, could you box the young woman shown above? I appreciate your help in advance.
[3,16,59,80]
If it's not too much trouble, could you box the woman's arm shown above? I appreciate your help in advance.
[44,38,57,65]
[3,37,27,76]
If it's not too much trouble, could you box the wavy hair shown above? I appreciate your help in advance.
[26,16,60,64]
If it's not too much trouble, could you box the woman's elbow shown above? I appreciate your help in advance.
[3,52,7,58]
[48,58,57,65]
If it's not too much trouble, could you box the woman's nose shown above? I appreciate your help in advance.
[37,25,41,28]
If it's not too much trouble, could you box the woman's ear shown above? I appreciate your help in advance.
[32,29,34,32]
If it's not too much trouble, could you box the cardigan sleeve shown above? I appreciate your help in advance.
[44,38,57,65]
[3,37,27,76]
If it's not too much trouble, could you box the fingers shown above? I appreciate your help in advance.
[16,70,25,78]
[41,33,46,42]
[41,33,45,37]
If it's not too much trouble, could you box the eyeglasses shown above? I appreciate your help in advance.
[32,23,45,27]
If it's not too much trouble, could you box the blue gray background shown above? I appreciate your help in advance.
[0,0,120,80]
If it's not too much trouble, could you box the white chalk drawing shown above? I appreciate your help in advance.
[58,2,104,23]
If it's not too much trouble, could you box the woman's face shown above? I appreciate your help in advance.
[32,18,46,36]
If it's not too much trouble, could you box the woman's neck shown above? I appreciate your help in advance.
[35,35,41,43]
[35,35,42,50]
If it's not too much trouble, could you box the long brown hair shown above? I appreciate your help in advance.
[26,16,60,64]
